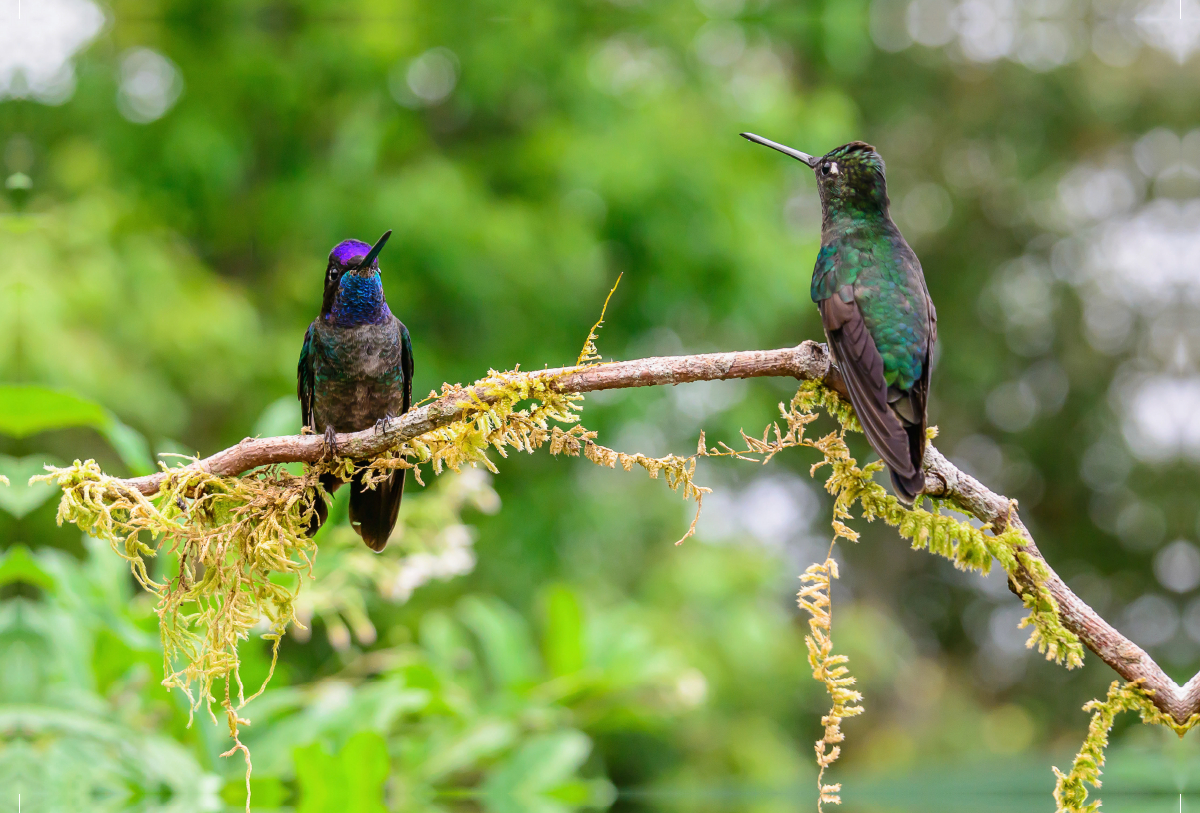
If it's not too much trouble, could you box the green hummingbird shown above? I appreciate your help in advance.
[742,133,937,503]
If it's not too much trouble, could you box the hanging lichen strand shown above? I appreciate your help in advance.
[1053,681,1197,813]
[696,379,1092,805]
[37,458,322,780]
[798,557,863,811]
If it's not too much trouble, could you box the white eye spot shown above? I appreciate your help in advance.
[829,162,839,175]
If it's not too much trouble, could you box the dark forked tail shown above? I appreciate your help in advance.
[349,467,406,552]
[305,468,406,551]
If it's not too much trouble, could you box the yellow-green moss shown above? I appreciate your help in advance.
[1053,681,1198,812]
[798,557,863,810]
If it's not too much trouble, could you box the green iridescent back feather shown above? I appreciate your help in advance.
[811,142,931,391]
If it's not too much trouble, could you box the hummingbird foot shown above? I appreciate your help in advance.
[373,414,394,436]
[323,424,338,460]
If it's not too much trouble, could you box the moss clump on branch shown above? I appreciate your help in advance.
[35,362,713,773]
[795,382,1082,669]
[35,458,324,777]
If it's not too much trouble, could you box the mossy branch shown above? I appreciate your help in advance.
[34,340,1200,783]
[109,343,834,497]
[746,378,1197,726]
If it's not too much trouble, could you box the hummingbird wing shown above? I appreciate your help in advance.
[399,321,414,415]
[889,256,937,488]
[818,290,918,482]
[297,322,316,430]
[298,322,341,538]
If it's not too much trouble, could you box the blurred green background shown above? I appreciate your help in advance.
[4,0,1200,810]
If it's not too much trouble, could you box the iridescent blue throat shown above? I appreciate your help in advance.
[328,271,391,327]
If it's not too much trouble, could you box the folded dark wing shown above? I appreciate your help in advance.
[297,322,316,430]
[818,293,917,479]
[399,321,414,415]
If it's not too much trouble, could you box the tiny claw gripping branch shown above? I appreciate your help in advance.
[323,424,338,459]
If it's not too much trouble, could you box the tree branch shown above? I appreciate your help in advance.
[120,342,842,496]
[921,449,1197,726]
[109,340,1193,724]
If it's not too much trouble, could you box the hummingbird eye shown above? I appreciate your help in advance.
[821,162,838,176]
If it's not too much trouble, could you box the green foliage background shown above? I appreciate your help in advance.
[3,0,1200,810]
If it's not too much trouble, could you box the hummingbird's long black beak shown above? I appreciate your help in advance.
[358,229,393,269]
[740,133,818,168]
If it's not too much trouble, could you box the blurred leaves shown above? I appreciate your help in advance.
[0,384,155,519]
[236,580,682,810]
[0,190,268,440]
[293,732,390,813]
[0,540,220,813]
[295,468,499,649]
[0,385,110,438]
[0,456,59,517]
[0,385,152,475]
[6,0,1200,807]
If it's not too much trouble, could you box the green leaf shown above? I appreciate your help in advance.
[0,545,55,590]
[0,455,61,517]
[294,741,337,813]
[482,730,595,813]
[99,419,154,477]
[421,718,518,782]
[419,610,478,677]
[458,595,540,689]
[0,385,153,475]
[541,584,584,678]
[294,731,389,813]
[0,385,109,437]
[253,395,302,437]
[340,730,391,813]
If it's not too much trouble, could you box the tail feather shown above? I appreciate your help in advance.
[349,468,405,552]
[889,467,925,505]
[888,419,927,504]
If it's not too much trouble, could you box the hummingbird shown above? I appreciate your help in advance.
[742,133,937,503]
[298,230,414,550]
